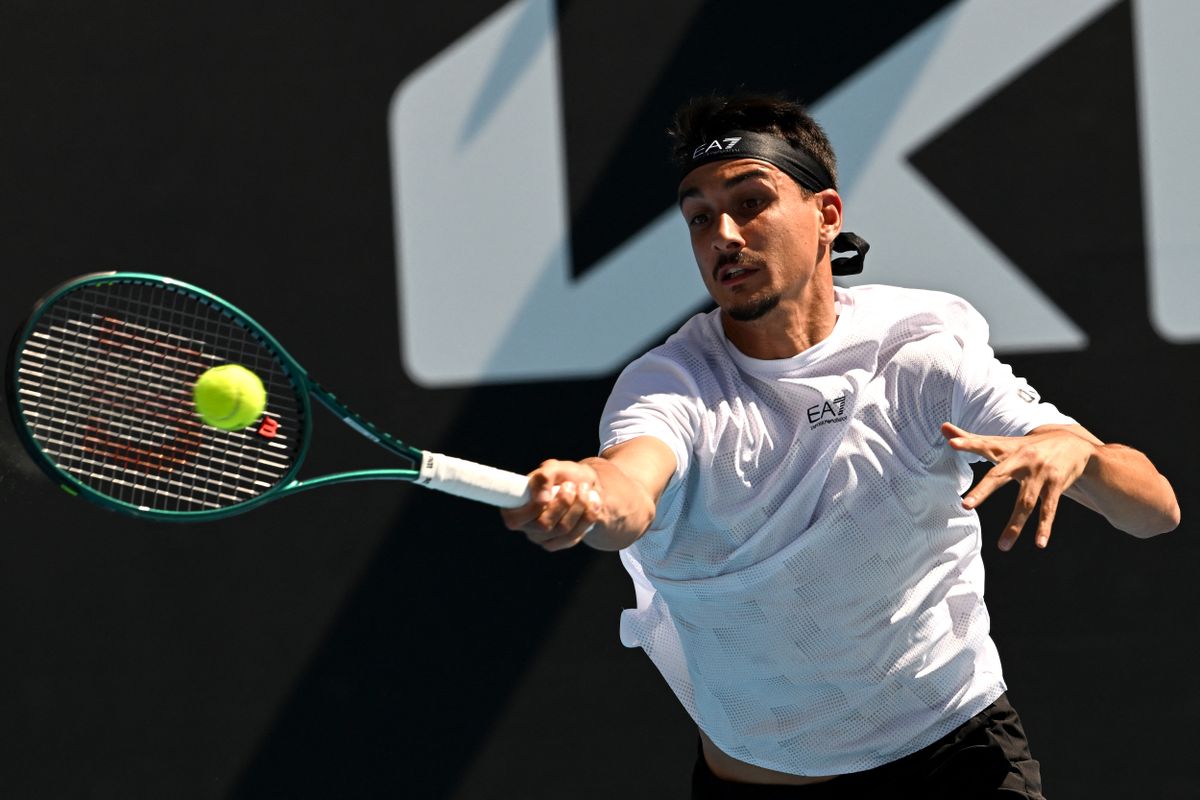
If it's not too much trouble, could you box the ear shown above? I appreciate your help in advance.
[815,189,843,245]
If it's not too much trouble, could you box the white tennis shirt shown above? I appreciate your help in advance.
[599,284,1074,776]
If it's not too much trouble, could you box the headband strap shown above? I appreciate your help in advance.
[680,130,868,276]
[831,232,868,276]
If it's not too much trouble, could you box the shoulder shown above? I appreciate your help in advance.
[600,313,722,472]
[842,284,988,343]
[843,283,981,321]
[658,308,724,356]
[615,309,725,389]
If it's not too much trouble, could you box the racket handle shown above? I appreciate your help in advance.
[417,451,531,508]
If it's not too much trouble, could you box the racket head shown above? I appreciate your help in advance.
[6,272,312,520]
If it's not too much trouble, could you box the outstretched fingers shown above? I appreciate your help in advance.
[998,477,1067,551]
[996,477,1042,551]
[941,422,1010,464]
[1035,489,1061,549]
[962,463,1013,512]
[945,422,1090,551]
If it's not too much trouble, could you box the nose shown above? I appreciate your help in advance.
[713,213,745,252]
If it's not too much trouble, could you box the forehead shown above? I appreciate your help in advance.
[677,158,787,204]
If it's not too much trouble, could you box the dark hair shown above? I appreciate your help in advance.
[667,91,838,191]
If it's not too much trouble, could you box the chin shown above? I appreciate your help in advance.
[726,294,781,322]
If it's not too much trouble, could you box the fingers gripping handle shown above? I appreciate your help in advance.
[417,451,531,508]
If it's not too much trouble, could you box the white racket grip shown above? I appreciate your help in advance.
[416,451,532,508]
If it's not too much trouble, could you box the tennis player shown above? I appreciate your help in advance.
[501,91,1180,797]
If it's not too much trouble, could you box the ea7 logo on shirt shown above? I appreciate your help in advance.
[807,395,848,429]
[692,137,742,159]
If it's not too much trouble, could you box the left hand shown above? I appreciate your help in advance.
[941,422,1097,551]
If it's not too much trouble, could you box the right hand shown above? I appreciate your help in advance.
[500,459,603,552]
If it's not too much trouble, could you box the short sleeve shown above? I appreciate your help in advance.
[599,351,699,487]
[950,300,1076,442]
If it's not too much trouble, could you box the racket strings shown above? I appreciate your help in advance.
[14,280,304,512]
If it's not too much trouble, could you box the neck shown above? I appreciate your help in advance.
[721,281,838,360]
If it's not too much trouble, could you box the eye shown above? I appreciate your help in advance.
[741,196,764,212]
[688,212,710,228]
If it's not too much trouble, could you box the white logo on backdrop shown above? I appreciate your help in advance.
[1133,0,1200,342]
[390,0,1197,388]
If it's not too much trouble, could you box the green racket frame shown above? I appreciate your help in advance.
[7,272,528,520]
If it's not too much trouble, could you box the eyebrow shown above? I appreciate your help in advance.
[677,167,775,206]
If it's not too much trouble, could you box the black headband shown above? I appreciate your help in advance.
[683,130,834,192]
[680,130,868,276]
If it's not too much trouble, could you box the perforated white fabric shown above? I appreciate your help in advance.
[600,284,1074,776]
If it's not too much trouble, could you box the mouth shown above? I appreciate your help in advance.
[715,262,760,286]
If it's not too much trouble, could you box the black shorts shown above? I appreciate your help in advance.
[692,693,1044,799]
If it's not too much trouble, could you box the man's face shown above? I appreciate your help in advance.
[677,158,838,322]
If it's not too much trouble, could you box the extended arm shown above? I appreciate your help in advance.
[499,436,677,552]
[942,422,1180,550]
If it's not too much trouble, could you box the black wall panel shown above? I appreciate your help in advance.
[0,2,1193,798]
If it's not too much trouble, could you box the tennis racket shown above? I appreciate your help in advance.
[6,272,532,520]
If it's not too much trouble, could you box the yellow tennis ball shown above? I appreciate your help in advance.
[193,364,267,430]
